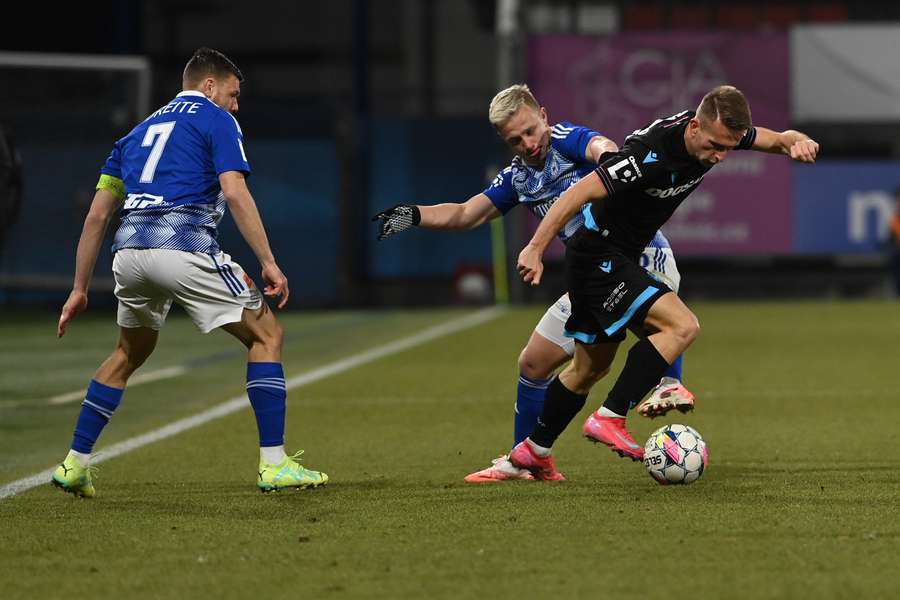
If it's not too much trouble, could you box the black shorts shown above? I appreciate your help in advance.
[563,231,671,344]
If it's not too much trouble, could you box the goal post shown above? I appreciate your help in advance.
[0,51,151,296]
[0,51,151,118]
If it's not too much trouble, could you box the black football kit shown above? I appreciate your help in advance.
[563,110,756,343]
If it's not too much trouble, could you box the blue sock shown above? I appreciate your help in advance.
[664,355,684,381]
[71,380,124,453]
[247,362,286,448]
[514,374,551,448]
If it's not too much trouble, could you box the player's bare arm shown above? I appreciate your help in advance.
[517,171,608,286]
[219,170,289,308]
[373,194,501,240]
[585,135,619,163]
[752,126,819,163]
[419,194,501,229]
[58,186,123,338]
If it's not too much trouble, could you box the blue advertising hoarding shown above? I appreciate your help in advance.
[793,161,900,254]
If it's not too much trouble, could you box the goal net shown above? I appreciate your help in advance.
[0,52,150,298]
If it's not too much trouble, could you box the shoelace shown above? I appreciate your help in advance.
[489,455,510,466]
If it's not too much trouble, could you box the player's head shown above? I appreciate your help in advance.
[183,47,244,114]
[685,85,751,167]
[489,84,551,166]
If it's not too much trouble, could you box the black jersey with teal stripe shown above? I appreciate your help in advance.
[583,110,755,259]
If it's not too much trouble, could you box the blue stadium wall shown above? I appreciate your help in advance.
[2,120,898,306]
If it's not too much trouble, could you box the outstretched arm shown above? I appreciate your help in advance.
[373,193,501,240]
[517,172,608,286]
[752,127,819,163]
[220,170,289,308]
[419,194,501,229]
[58,186,122,337]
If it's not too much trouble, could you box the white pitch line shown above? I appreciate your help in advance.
[48,366,190,405]
[0,306,504,500]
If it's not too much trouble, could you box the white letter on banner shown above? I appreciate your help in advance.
[848,191,893,242]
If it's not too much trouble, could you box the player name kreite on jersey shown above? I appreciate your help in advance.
[645,175,705,199]
[147,100,205,120]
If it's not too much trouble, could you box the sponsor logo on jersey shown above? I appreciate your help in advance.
[599,260,613,273]
[607,156,642,183]
[645,175,704,199]
[532,198,556,218]
[123,193,167,210]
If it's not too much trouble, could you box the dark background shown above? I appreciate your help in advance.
[1,0,897,309]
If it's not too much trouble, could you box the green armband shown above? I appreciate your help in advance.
[96,174,125,201]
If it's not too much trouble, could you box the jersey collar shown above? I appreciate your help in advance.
[176,90,207,99]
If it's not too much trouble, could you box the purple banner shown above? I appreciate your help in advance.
[529,33,792,255]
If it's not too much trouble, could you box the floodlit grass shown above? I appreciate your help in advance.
[2,301,899,599]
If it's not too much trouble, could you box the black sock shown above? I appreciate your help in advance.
[529,377,588,448]
[603,337,670,416]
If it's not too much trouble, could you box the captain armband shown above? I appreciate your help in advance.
[96,174,126,201]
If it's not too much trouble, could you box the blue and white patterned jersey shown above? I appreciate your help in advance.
[101,91,251,254]
[483,122,600,242]
[648,230,671,250]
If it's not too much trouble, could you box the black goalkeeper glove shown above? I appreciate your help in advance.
[372,204,421,241]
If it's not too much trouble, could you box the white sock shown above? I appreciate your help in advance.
[526,438,552,457]
[66,450,91,467]
[260,445,287,465]
[599,406,626,419]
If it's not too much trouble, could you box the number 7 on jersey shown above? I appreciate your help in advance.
[139,121,176,183]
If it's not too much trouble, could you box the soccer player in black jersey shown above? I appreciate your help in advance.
[510,85,818,477]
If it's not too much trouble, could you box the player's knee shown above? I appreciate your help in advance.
[672,313,700,348]
[518,348,553,380]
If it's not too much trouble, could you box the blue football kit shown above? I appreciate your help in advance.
[62,91,298,477]
[100,90,250,254]
[483,122,599,242]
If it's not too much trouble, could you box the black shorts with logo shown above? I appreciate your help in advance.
[563,230,671,344]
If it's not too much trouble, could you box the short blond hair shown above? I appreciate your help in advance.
[489,84,540,127]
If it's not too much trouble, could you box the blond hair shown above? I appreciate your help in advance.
[697,85,752,133]
[489,84,540,127]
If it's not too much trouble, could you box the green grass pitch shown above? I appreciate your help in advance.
[1,301,899,599]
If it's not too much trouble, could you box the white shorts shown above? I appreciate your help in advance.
[113,248,263,333]
[535,246,681,356]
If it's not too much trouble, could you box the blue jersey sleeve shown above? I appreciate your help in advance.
[100,140,123,178]
[208,113,251,175]
[550,122,602,162]
[482,166,518,214]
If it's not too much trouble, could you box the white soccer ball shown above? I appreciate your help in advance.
[643,424,708,485]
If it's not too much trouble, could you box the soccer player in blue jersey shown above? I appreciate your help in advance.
[513,86,818,479]
[373,84,694,482]
[51,48,328,497]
